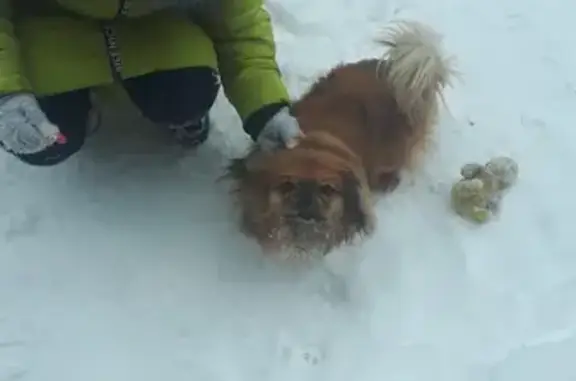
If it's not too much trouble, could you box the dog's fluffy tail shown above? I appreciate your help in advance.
[376,20,457,128]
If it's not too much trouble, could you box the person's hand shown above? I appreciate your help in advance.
[0,93,66,155]
[257,106,303,152]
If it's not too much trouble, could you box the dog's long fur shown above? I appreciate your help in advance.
[227,20,456,258]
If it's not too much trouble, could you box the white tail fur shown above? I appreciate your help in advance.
[376,20,457,128]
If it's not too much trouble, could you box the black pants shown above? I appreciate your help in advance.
[16,67,220,166]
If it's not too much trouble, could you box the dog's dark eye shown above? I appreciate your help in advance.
[319,184,337,196]
[278,181,296,194]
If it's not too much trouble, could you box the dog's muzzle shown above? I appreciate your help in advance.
[295,183,323,222]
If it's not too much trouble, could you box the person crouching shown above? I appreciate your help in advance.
[0,0,302,166]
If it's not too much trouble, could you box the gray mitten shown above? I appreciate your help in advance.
[257,106,303,152]
[0,93,64,155]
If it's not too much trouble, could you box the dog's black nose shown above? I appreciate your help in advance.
[296,194,319,220]
[295,182,321,221]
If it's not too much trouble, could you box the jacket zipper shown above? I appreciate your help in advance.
[101,0,130,80]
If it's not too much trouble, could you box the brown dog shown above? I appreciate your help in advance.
[226,20,457,258]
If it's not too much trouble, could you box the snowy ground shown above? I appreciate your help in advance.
[1,0,576,379]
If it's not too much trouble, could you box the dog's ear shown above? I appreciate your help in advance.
[222,142,268,181]
[222,148,272,183]
[341,171,369,233]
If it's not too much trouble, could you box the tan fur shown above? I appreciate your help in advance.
[226,20,456,258]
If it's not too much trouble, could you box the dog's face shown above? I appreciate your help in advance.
[228,139,374,256]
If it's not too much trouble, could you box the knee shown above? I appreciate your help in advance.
[14,139,84,167]
[124,67,220,125]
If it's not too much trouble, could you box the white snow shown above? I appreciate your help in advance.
[1,0,576,379]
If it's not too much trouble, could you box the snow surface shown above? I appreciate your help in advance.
[2,0,576,379]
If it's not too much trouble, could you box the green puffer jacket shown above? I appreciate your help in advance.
[0,0,290,133]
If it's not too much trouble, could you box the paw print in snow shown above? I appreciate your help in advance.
[302,348,323,365]
[282,345,324,367]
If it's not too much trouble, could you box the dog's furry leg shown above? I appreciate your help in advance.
[376,20,457,130]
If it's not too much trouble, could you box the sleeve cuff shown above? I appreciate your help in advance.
[243,101,289,141]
